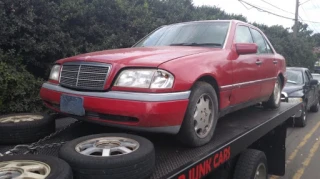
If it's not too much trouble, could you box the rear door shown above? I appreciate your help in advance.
[231,25,261,105]
[249,28,277,99]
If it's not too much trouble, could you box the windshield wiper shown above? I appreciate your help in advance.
[287,80,297,84]
[169,42,222,47]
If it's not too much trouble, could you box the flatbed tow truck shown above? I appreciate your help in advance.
[0,102,301,179]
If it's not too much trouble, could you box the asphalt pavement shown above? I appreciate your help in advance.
[271,110,320,179]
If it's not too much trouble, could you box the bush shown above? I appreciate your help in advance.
[0,50,44,114]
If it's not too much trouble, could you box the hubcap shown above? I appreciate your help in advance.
[254,163,267,179]
[75,137,139,157]
[0,160,50,179]
[273,81,281,104]
[0,115,43,123]
[193,94,214,138]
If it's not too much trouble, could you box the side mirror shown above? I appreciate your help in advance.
[235,43,258,55]
[310,79,318,86]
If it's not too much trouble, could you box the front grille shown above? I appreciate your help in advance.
[60,63,111,90]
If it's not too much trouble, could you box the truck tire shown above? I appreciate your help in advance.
[177,81,219,147]
[0,155,72,179]
[0,113,55,144]
[233,149,268,179]
[58,133,155,179]
[263,76,282,109]
[295,104,307,127]
[310,100,319,112]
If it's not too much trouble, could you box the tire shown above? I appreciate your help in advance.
[0,155,72,179]
[263,76,282,109]
[233,149,268,179]
[310,100,319,112]
[0,113,56,144]
[177,81,219,147]
[295,104,307,127]
[58,133,155,179]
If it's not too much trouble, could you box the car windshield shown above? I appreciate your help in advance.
[133,22,230,48]
[286,70,304,85]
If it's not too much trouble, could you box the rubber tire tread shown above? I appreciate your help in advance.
[263,76,282,109]
[58,133,155,179]
[295,104,307,127]
[177,81,219,147]
[233,149,268,179]
[0,113,55,144]
[310,100,319,112]
[0,155,72,179]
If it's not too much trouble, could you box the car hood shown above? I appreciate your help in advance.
[57,46,215,67]
[283,83,304,95]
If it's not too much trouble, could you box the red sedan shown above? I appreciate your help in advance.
[40,20,286,147]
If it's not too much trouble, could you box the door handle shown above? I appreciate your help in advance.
[273,60,278,64]
[256,60,262,65]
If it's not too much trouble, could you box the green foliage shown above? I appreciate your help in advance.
[0,0,319,114]
[0,50,44,114]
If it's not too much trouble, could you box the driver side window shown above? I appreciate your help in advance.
[304,71,310,83]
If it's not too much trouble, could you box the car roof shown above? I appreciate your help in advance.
[166,19,246,26]
[286,67,308,71]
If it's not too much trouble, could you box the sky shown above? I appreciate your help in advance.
[192,0,320,33]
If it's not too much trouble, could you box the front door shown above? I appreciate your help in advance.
[305,70,316,109]
[231,25,261,105]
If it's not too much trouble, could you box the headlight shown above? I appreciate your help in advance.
[49,64,61,81]
[115,69,174,89]
[288,97,303,103]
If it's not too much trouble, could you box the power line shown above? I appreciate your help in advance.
[238,0,320,24]
[238,0,295,20]
[259,0,294,15]
[301,6,320,33]
[300,0,312,5]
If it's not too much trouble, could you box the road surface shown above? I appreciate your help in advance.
[271,111,320,179]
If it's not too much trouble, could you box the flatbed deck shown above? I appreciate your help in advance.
[0,102,301,179]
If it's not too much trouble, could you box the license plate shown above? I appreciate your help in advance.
[60,94,85,116]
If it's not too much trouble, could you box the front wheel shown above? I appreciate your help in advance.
[310,100,319,112]
[295,104,307,127]
[263,76,282,109]
[177,82,219,147]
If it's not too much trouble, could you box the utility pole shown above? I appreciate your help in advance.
[293,0,299,38]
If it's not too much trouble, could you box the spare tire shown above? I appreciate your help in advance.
[0,155,72,179]
[0,113,56,144]
[59,133,155,179]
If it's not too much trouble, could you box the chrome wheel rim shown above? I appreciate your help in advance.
[193,94,214,138]
[0,115,43,123]
[273,81,281,104]
[75,137,139,157]
[0,160,51,179]
[254,163,267,179]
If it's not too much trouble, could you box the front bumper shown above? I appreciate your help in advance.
[40,83,190,134]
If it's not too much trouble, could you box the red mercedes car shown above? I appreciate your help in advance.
[40,20,286,147]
